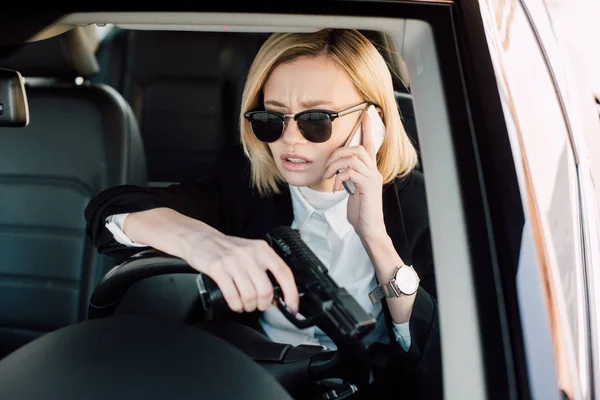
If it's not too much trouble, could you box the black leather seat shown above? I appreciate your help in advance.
[92,27,271,184]
[0,26,147,358]
[360,30,421,169]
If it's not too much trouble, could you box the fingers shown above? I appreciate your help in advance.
[231,266,259,312]
[206,266,245,313]
[203,238,298,314]
[322,153,370,181]
[325,144,376,172]
[333,168,368,192]
[242,251,275,312]
[256,240,299,313]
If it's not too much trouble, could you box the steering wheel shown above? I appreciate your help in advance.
[89,249,197,319]
[88,249,369,400]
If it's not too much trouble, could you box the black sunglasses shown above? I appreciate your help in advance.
[244,102,369,143]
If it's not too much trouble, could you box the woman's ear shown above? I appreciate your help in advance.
[375,106,384,120]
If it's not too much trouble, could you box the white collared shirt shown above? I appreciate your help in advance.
[104,184,411,351]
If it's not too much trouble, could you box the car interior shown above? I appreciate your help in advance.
[0,22,424,360]
[0,9,495,400]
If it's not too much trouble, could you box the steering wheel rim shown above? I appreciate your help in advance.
[89,249,196,319]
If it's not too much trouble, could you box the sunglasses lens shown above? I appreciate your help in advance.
[297,112,332,143]
[246,112,284,143]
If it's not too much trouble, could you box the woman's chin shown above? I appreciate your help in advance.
[281,172,320,188]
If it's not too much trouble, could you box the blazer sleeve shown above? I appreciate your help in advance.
[84,146,248,262]
[369,171,443,399]
[84,180,220,261]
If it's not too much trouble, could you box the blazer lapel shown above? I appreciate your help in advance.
[380,180,416,349]
[382,181,412,266]
[243,185,293,240]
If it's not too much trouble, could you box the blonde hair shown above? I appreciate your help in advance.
[240,28,419,196]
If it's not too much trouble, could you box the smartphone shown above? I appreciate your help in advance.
[341,105,386,194]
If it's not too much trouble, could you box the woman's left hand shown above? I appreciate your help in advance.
[322,111,386,241]
[323,113,417,325]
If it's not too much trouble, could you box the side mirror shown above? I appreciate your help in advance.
[0,68,28,127]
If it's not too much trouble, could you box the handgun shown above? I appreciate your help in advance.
[196,225,376,342]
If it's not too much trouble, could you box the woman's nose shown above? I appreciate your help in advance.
[281,119,307,145]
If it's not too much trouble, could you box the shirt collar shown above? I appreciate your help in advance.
[288,184,354,240]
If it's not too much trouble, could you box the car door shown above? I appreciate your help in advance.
[472,1,600,399]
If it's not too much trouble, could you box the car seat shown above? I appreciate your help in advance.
[0,26,147,358]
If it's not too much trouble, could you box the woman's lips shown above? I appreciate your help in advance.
[281,154,312,171]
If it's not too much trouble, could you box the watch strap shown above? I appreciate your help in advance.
[368,280,400,304]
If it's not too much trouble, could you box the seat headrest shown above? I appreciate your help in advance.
[0,26,99,79]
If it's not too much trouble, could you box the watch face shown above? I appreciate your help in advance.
[394,267,419,295]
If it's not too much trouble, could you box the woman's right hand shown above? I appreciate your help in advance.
[182,230,299,315]
[121,207,298,315]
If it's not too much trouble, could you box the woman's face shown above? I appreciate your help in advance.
[263,55,364,192]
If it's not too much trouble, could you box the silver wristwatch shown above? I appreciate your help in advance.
[368,264,420,304]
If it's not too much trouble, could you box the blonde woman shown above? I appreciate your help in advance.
[85,29,441,399]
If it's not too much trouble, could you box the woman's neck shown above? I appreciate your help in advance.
[308,176,336,192]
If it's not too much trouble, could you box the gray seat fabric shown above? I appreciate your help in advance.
[0,27,147,358]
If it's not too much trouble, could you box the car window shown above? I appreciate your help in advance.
[521,2,600,398]
[481,1,594,398]
[5,5,600,400]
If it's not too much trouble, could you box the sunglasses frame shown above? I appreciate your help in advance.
[244,101,369,143]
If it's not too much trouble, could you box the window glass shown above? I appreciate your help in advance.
[484,1,588,398]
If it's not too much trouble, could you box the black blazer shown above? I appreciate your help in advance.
[85,145,442,399]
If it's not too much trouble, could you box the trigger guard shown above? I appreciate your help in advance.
[275,297,315,329]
